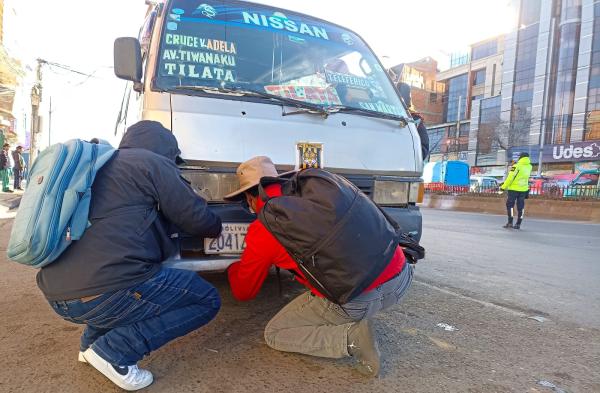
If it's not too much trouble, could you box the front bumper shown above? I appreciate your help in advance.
[166,203,422,272]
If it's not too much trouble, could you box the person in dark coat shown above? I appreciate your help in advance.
[37,121,222,391]
[11,145,25,190]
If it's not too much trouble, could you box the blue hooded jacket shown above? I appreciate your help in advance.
[37,121,222,301]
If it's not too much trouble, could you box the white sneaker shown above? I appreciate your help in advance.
[82,348,153,391]
[78,351,87,363]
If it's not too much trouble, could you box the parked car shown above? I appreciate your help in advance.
[563,170,600,199]
[540,174,577,197]
[470,176,500,193]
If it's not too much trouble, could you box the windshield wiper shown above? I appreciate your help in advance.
[328,105,410,125]
[173,85,329,117]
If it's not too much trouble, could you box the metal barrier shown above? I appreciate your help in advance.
[424,184,600,201]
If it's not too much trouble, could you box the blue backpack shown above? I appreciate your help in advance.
[7,140,116,268]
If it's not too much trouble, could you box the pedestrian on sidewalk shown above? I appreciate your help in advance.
[11,145,25,190]
[0,143,13,193]
[37,121,223,391]
[225,157,414,377]
[501,152,532,229]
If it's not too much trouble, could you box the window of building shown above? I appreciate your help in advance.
[520,0,542,27]
[472,69,486,86]
[476,96,502,166]
[450,52,470,68]
[459,123,470,137]
[429,92,438,103]
[545,2,582,144]
[428,127,446,154]
[472,41,498,61]
[584,1,600,141]
[511,0,541,148]
[444,74,468,122]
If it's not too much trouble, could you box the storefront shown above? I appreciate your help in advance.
[506,140,600,175]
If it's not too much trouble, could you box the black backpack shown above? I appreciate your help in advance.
[258,168,424,305]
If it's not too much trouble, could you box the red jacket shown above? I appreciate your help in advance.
[227,184,406,301]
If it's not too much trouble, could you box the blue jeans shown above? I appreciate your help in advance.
[49,268,221,366]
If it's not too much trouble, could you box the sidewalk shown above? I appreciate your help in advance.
[0,189,23,219]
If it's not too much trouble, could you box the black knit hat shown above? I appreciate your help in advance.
[518,152,530,159]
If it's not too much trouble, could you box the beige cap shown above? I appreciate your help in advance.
[224,156,279,200]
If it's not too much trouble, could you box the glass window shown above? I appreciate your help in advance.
[585,2,600,140]
[473,69,486,86]
[450,52,470,68]
[445,74,468,122]
[472,41,497,61]
[520,0,541,27]
[546,3,582,144]
[477,96,502,165]
[154,0,407,118]
[428,127,446,154]
[511,1,541,148]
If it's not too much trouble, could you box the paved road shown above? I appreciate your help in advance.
[0,210,599,393]
[417,208,600,328]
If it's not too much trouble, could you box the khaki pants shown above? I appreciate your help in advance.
[264,263,413,359]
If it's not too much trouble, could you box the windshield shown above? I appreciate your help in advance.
[154,0,407,118]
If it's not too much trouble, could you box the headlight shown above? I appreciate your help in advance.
[373,180,409,205]
[373,180,422,205]
[181,171,239,202]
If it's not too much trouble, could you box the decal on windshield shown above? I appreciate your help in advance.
[341,33,354,46]
[358,101,403,116]
[161,33,238,82]
[325,71,371,89]
[193,4,217,18]
[264,85,342,106]
[241,12,329,40]
[168,8,185,31]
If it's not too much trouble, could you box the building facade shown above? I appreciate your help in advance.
[428,36,505,170]
[430,0,600,177]
[390,57,446,125]
[0,0,24,145]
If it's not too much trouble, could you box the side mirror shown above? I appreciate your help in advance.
[114,37,143,91]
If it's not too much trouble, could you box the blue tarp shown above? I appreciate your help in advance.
[423,161,470,186]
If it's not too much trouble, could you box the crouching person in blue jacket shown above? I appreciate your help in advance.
[36,121,222,391]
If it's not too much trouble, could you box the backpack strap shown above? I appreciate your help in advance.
[375,203,425,264]
[258,176,289,202]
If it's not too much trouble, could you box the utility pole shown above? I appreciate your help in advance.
[29,59,43,169]
[454,95,462,161]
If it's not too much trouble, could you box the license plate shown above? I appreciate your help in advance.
[204,223,249,254]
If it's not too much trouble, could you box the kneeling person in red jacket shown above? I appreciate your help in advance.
[225,156,413,377]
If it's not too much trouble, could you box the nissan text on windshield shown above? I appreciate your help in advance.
[113,0,424,271]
